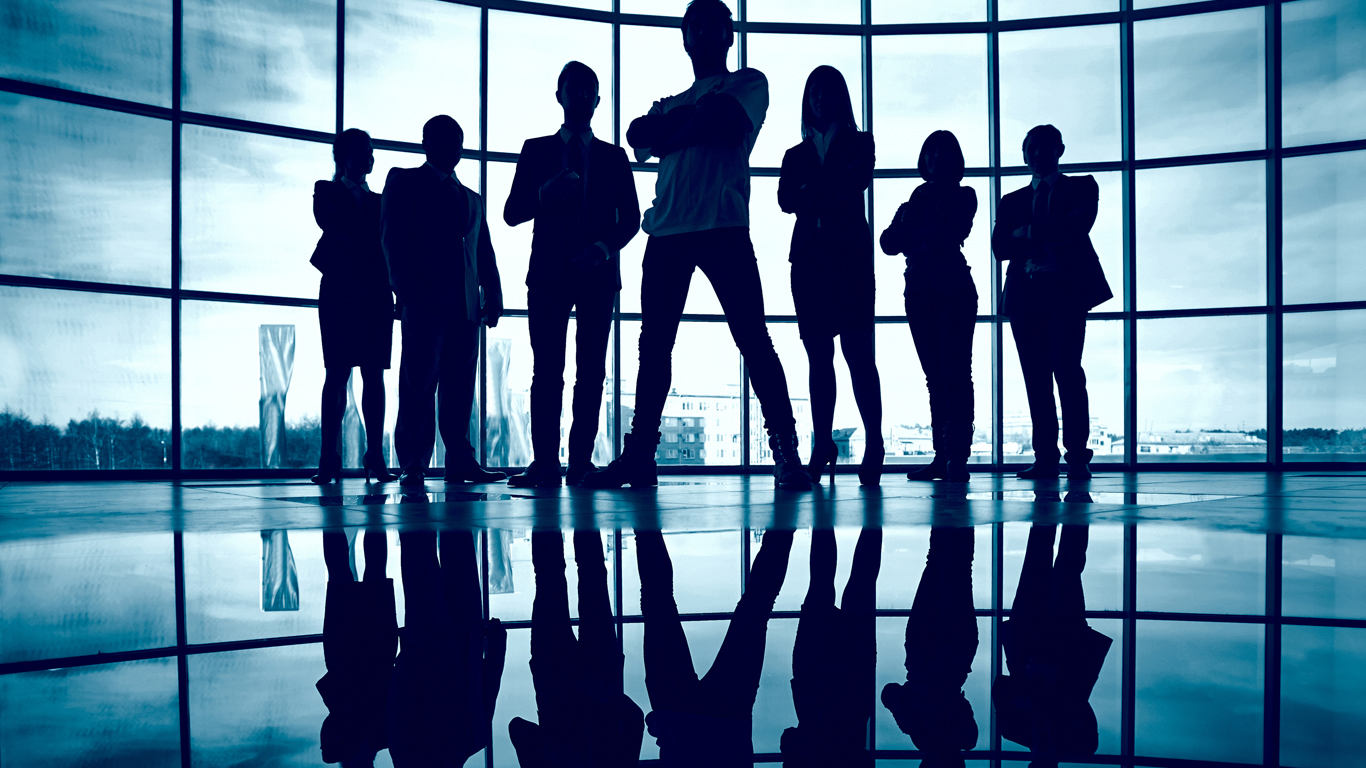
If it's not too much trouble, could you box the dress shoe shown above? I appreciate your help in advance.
[943,459,970,482]
[398,469,426,486]
[1016,461,1060,480]
[565,463,597,486]
[507,461,562,488]
[906,458,948,481]
[448,466,509,484]
[770,432,812,490]
[582,433,659,489]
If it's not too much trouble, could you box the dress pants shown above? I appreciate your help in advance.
[1009,310,1092,465]
[394,312,480,474]
[905,286,977,462]
[528,279,615,467]
[632,227,795,436]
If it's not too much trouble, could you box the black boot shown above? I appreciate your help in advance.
[581,432,659,488]
[770,432,812,490]
[906,456,948,481]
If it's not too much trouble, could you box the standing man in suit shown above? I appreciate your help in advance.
[584,0,812,490]
[991,125,1112,480]
[382,115,506,487]
[504,61,641,488]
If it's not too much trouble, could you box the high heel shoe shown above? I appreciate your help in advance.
[363,451,397,483]
[858,443,885,486]
[312,453,341,484]
[808,440,838,485]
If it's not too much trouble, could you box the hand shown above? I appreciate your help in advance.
[1012,225,1030,239]
[539,168,581,202]
[572,243,608,271]
[483,302,503,328]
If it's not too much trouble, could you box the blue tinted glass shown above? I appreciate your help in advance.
[873,34,989,169]
[1283,0,1366,146]
[182,0,336,131]
[748,0,859,23]
[876,0,983,23]
[1283,310,1366,461]
[184,530,329,643]
[1283,536,1366,619]
[999,24,1121,164]
[0,0,172,106]
[1135,8,1265,159]
[621,530,741,616]
[1283,150,1366,305]
[0,93,171,287]
[187,644,329,764]
[1000,0,1115,21]
[1281,626,1366,768]
[1136,527,1265,614]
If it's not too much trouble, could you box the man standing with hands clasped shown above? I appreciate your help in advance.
[504,61,641,488]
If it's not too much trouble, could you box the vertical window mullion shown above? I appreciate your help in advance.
[1266,0,1283,469]
[988,0,1004,472]
[479,4,490,468]
[612,0,623,459]
[170,0,184,477]
[1122,4,1139,469]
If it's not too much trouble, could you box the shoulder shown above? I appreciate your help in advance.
[1063,173,1099,194]
[1001,183,1032,203]
[957,184,978,203]
[314,179,337,194]
[385,166,415,186]
[523,135,559,154]
[591,137,628,160]
[732,67,767,88]
[782,139,813,164]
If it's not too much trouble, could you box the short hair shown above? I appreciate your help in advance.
[1024,123,1064,149]
[422,114,463,148]
[918,129,966,184]
[557,60,599,94]
[681,0,734,39]
[332,128,371,181]
[800,65,858,139]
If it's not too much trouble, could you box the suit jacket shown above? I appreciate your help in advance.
[311,180,391,302]
[381,165,502,324]
[503,134,640,289]
[777,128,875,266]
[991,174,1112,316]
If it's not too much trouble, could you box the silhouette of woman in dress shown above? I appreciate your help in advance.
[778,65,884,485]
[880,130,978,483]
[310,128,396,483]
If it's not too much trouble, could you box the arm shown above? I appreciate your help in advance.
[379,171,415,301]
[1040,176,1099,245]
[651,93,751,157]
[476,212,503,327]
[777,147,817,216]
[992,197,1026,262]
[312,181,348,233]
[816,131,875,206]
[502,141,544,227]
[601,148,641,254]
[879,201,912,256]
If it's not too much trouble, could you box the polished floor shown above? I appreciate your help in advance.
[1,472,1364,767]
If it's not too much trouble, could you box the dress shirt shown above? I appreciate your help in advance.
[811,122,840,165]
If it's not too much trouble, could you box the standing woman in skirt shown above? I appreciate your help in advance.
[880,130,978,482]
[310,128,397,484]
[778,65,885,485]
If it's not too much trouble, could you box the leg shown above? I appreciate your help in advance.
[319,367,350,470]
[802,333,838,451]
[906,526,977,689]
[1050,524,1090,631]
[700,230,795,436]
[805,528,838,611]
[1011,314,1061,464]
[436,318,482,472]
[529,531,577,725]
[358,366,387,458]
[635,531,700,714]
[397,531,444,633]
[573,530,622,691]
[362,529,387,582]
[631,235,695,436]
[439,529,483,629]
[839,329,884,450]
[841,527,883,618]
[394,319,445,473]
[907,298,947,460]
[1012,524,1059,625]
[527,283,573,467]
[567,284,615,466]
[940,298,978,463]
[323,530,353,582]
[1049,312,1093,465]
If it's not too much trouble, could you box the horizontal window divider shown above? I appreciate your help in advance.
[0,273,172,299]
[1132,148,1270,170]
[1281,299,1366,315]
[1131,305,1269,320]
[178,110,334,144]
[0,77,173,120]
[1280,137,1366,159]
[180,289,317,308]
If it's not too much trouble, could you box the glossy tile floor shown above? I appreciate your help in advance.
[1,472,1364,767]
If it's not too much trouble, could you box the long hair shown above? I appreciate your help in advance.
[332,128,371,182]
[800,65,858,141]
[918,130,966,184]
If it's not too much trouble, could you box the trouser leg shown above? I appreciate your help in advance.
[1011,314,1061,464]
[1049,312,1092,464]
[635,531,699,713]
[631,235,694,436]
[574,530,622,690]
[530,532,576,721]
[907,298,946,457]
[702,529,793,717]
[394,318,445,472]
[941,297,978,462]
[568,284,615,465]
[436,318,481,472]
[527,284,573,466]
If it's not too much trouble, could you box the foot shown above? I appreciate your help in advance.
[448,466,509,484]
[770,432,812,490]
[858,444,884,486]
[581,433,659,488]
[565,462,597,486]
[507,461,562,488]
[807,440,837,485]
[906,459,947,481]
[943,459,970,482]
[1016,461,1060,479]
[310,472,339,485]
[398,469,426,487]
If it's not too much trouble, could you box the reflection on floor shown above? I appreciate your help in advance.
[1,472,1364,767]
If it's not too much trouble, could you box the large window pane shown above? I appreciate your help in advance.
[0,287,171,470]
[872,177,993,317]
[1283,150,1366,305]
[1137,316,1267,462]
[1003,320,1123,463]
[747,0,859,24]
[1000,0,1114,20]
[750,175,800,317]
[876,527,994,610]
[344,0,480,146]
[1283,310,1366,461]
[488,11,613,154]
[0,658,179,767]
[188,645,330,766]
[1003,523,1125,612]
[999,24,1121,164]
[873,34,989,169]
[1137,161,1266,311]
[620,24,737,163]
[1136,527,1265,614]
[877,319,994,464]
[747,33,864,169]
[1281,626,1366,768]
[485,160,531,311]
[182,0,336,131]
[0,0,172,106]
[1135,8,1265,159]
[181,126,331,299]
[748,322,833,466]
[1135,621,1263,764]
[876,0,982,23]
[1283,0,1366,146]
[1,93,171,287]
[620,531,741,616]
[618,170,660,314]
[1283,536,1366,620]
[184,530,328,643]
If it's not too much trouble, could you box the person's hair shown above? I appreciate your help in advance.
[800,65,858,140]
[332,128,370,182]
[681,0,734,40]
[882,684,978,755]
[557,60,599,95]
[422,114,464,149]
[918,130,966,184]
[1024,123,1064,150]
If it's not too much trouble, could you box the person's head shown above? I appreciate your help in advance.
[1023,124,1065,178]
[681,0,734,63]
[881,683,978,757]
[556,61,600,129]
[422,115,464,172]
[918,130,965,184]
[332,128,373,183]
[801,65,857,139]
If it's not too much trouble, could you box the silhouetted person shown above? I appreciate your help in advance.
[317,528,397,767]
[508,531,645,766]
[780,528,881,767]
[991,125,1112,480]
[881,526,979,767]
[778,66,883,486]
[992,524,1112,767]
[382,116,506,487]
[387,530,506,768]
[585,0,811,490]
[310,129,396,485]
[881,131,978,483]
[636,527,794,766]
[504,62,641,489]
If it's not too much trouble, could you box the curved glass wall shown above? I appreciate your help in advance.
[3,0,1366,471]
